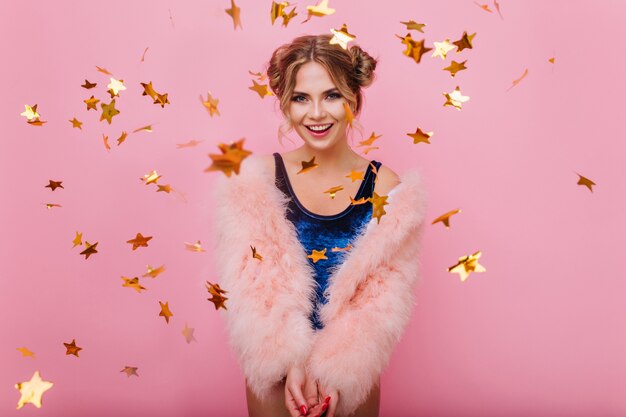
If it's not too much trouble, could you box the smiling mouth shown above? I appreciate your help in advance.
[305,124,333,133]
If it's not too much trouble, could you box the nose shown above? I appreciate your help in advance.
[309,99,328,119]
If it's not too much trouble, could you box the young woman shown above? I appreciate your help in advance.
[212,34,427,417]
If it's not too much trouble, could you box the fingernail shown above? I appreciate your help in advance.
[324,395,331,404]
[321,402,329,412]
[300,405,307,415]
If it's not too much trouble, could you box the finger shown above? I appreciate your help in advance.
[324,390,338,417]
[286,384,308,417]
[303,376,320,410]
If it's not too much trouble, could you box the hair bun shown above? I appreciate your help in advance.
[350,44,377,88]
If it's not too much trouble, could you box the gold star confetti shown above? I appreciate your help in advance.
[225,0,242,30]
[153,92,170,107]
[184,240,206,252]
[357,131,382,148]
[133,124,153,133]
[346,169,365,182]
[117,131,128,145]
[182,322,197,344]
[270,1,297,27]
[84,95,100,111]
[20,104,40,121]
[370,191,389,223]
[575,172,596,192]
[141,81,158,99]
[206,281,228,310]
[343,102,355,127]
[107,77,127,97]
[81,79,97,89]
[329,23,356,50]
[121,366,139,377]
[45,203,62,209]
[176,139,204,148]
[474,1,493,12]
[205,138,252,177]
[69,117,83,129]
[448,250,486,282]
[15,370,53,409]
[100,99,120,124]
[452,31,476,52]
[331,244,352,252]
[45,180,64,191]
[396,33,432,63]
[141,170,162,185]
[126,233,152,250]
[400,19,426,33]
[407,127,433,144]
[304,0,335,23]
[103,134,110,150]
[443,85,470,110]
[251,245,263,261]
[64,339,82,357]
[121,276,147,293]
[142,264,166,279]
[506,68,529,92]
[432,209,462,228]
[80,241,99,259]
[200,92,220,116]
[443,60,468,77]
[432,39,455,59]
[96,66,113,75]
[141,46,149,62]
[324,185,344,199]
[248,79,274,98]
[16,347,35,358]
[159,301,173,323]
[72,232,83,247]
[156,184,172,193]
[307,248,328,263]
[297,156,319,174]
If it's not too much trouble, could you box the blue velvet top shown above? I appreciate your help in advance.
[273,152,382,330]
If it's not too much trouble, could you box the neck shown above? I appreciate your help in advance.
[295,140,361,176]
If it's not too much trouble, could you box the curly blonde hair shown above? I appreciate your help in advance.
[265,33,379,146]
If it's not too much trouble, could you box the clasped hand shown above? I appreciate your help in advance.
[285,365,339,417]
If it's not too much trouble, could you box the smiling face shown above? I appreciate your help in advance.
[287,61,352,152]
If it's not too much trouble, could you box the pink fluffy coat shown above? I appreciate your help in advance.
[210,154,427,417]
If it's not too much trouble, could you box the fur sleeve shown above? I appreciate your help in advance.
[209,157,318,401]
[304,184,427,417]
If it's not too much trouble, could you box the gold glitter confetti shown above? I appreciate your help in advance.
[443,60,468,77]
[396,33,432,63]
[448,250,486,282]
[181,322,197,344]
[15,370,53,409]
[400,19,426,33]
[126,233,152,250]
[443,85,470,110]
[432,209,462,228]
[307,248,328,263]
[64,339,82,357]
[159,301,173,323]
[407,127,433,144]
[225,0,242,30]
[121,366,139,377]
[329,23,356,50]
[575,172,596,192]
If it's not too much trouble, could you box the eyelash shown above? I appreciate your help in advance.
[291,93,341,102]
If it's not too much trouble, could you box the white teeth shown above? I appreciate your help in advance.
[307,124,332,131]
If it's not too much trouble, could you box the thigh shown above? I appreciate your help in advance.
[347,378,380,417]
[245,378,291,417]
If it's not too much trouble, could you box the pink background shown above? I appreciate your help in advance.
[2,0,625,416]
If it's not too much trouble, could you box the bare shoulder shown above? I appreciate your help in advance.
[373,164,401,196]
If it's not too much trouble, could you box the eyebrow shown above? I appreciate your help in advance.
[292,88,339,96]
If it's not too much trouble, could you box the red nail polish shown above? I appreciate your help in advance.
[321,402,329,412]
[300,404,307,415]
[324,395,331,404]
